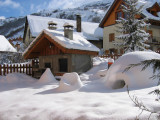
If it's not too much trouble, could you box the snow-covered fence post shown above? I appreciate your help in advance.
[29,64,31,76]
[26,64,28,75]
[108,58,114,68]
[6,64,9,74]
[9,65,12,73]
[16,64,18,73]
[3,65,6,76]
[20,64,22,73]
[0,65,1,75]
[13,64,15,73]
[23,64,25,73]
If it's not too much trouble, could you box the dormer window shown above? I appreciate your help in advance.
[116,1,126,20]
[116,11,123,20]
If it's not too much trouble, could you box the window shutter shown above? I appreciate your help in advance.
[109,33,115,42]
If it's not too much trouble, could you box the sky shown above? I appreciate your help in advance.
[0,0,101,19]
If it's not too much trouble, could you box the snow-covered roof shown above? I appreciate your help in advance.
[99,0,160,27]
[23,29,100,58]
[45,29,100,52]
[27,15,103,41]
[139,0,160,21]
[0,35,17,52]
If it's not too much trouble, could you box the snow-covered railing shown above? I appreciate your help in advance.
[0,64,32,76]
[99,54,122,60]
[147,36,160,44]
[100,50,160,60]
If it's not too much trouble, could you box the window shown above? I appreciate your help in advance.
[45,63,51,68]
[124,12,128,19]
[147,30,153,37]
[109,33,115,42]
[109,48,115,54]
[59,58,68,72]
[116,11,123,20]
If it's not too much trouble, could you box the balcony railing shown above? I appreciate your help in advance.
[146,36,160,44]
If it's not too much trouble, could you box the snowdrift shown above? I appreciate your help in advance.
[38,68,58,84]
[104,51,160,89]
[0,73,35,85]
[57,72,83,92]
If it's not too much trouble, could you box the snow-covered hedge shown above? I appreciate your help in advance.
[104,51,160,89]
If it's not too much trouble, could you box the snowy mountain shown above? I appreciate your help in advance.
[0,17,25,39]
[0,0,159,39]
[32,1,111,22]
[0,1,112,39]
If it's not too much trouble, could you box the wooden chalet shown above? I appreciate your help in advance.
[23,15,103,50]
[99,0,160,54]
[23,27,99,78]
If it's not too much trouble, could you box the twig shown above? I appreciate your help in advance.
[126,86,158,120]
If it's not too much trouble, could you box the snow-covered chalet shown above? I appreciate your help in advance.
[0,35,17,64]
[99,0,160,54]
[0,35,17,53]
[23,23,100,78]
[23,15,103,49]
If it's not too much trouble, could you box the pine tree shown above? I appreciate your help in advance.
[115,0,150,52]
[125,58,160,96]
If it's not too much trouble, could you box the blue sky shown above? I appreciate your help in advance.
[0,0,100,19]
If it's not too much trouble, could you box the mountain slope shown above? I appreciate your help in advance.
[0,0,159,39]
[0,1,112,39]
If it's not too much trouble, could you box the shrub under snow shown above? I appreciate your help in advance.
[38,68,58,84]
[57,72,83,92]
[104,51,160,89]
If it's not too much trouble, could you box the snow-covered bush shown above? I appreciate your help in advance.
[38,68,58,84]
[0,52,23,64]
[104,51,160,89]
[57,72,83,92]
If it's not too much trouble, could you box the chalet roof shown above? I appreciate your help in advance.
[0,35,17,52]
[27,15,103,41]
[23,29,100,59]
[99,0,160,27]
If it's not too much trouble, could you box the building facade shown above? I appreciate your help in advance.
[100,0,160,54]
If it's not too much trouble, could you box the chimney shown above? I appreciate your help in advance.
[48,21,57,30]
[63,23,74,40]
[15,42,20,51]
[76,14,81,32]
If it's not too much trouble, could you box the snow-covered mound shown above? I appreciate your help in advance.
[80,57,108,81]
[57,72,83,92]
[0,73,35,85]
[104,51,160,89]
[96,69,108,77]
[38,68,58,84]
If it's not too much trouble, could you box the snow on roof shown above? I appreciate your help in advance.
[44,29,100,52]
[139,0,160,21]
[23,29,100,56]
[0,35,17,52]
[27,15,103,41]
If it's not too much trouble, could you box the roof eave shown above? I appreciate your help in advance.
[99,0,118,28]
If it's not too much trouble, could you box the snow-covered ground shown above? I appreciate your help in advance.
[0,51,160,120]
